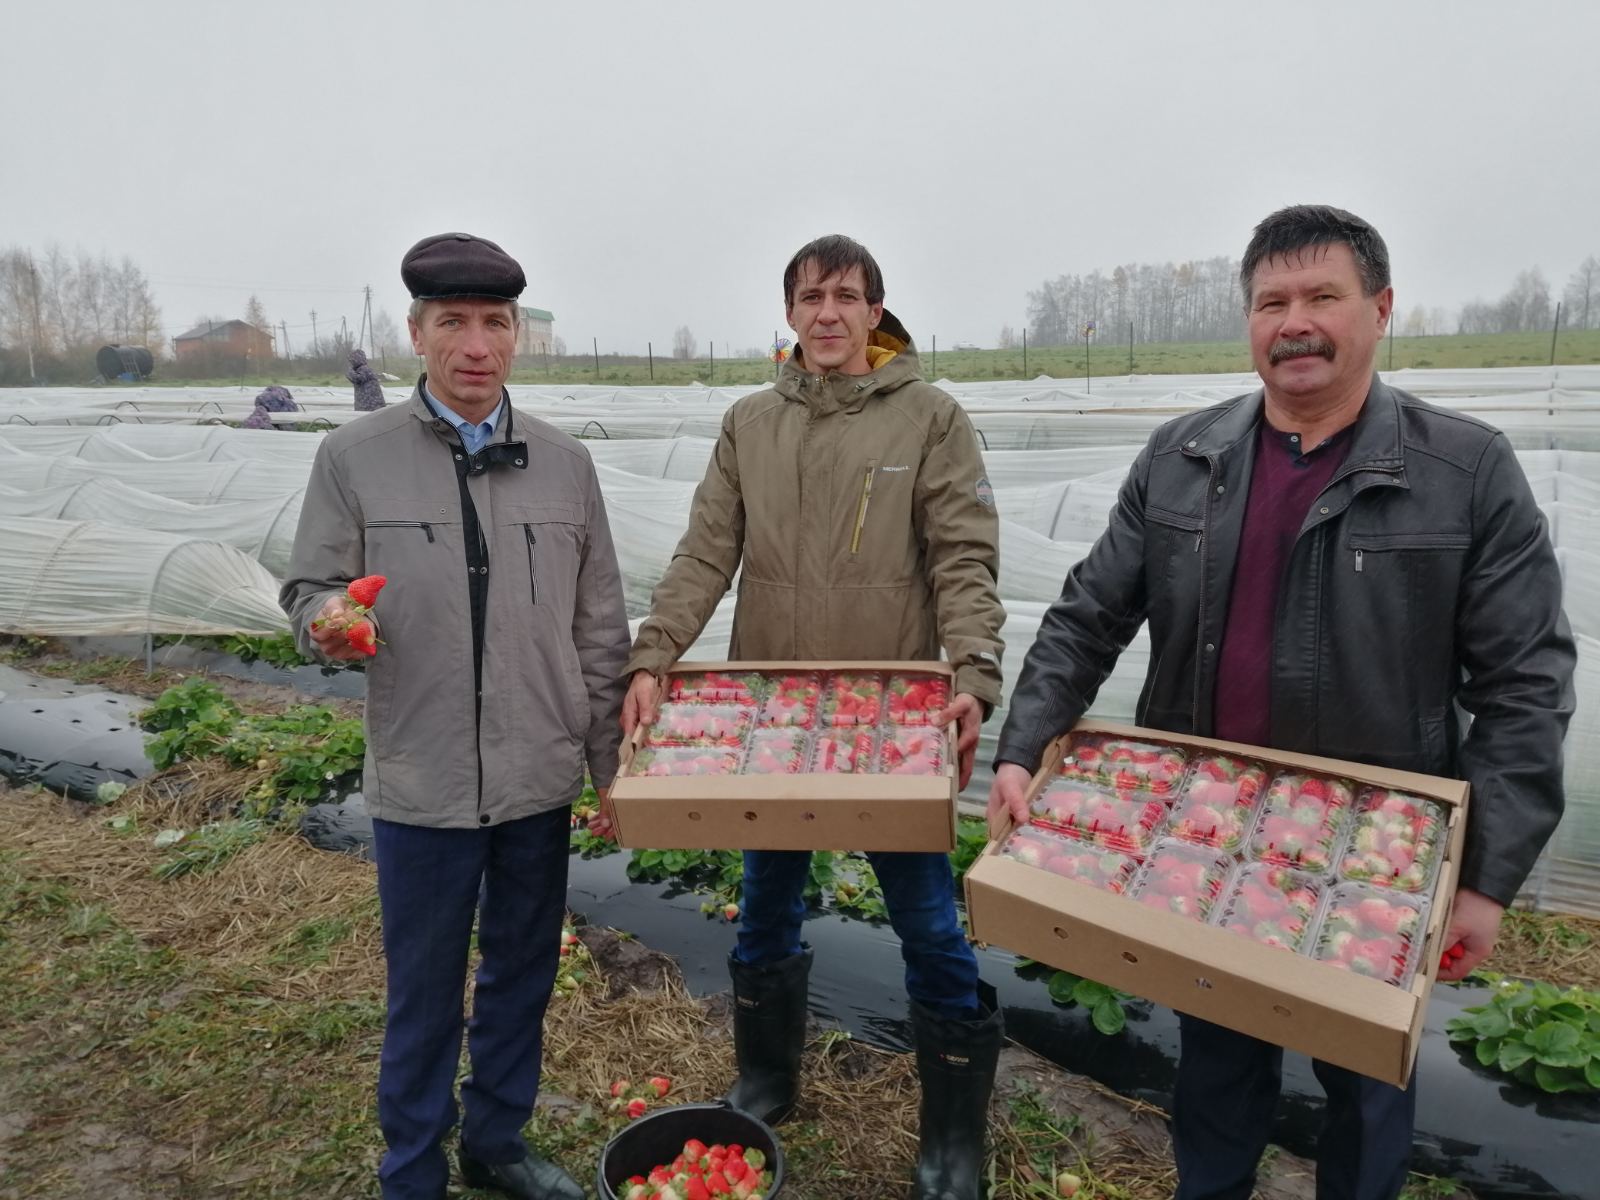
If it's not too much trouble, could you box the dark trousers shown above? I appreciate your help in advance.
[371,809,570,1200]
[734,849,980,1019]
[1172,1015,1417,1200]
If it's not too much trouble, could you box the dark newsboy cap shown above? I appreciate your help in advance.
[401,232,526,300]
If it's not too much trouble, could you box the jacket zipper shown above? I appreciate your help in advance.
[366,520,435,542]
[1191,454,1219,727]
[850,464,877,554]
[523,524,538,603]
[1354,549,1364,573]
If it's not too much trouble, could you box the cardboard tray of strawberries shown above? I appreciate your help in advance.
[963,719,1470,1086]
[609,661,958,853]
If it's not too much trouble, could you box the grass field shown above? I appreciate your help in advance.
[139,329,1600,391]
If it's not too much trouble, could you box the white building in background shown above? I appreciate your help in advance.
[518,307,555,356]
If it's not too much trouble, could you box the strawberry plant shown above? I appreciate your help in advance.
[1445,976,1600,1093]
[1046,971,1135,1035]
[217,633,319,669]
[139,678,242,768]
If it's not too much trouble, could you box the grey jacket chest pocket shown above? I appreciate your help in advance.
[500,502,586,610]
[364,500,458,570]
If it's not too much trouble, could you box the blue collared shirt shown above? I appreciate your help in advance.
[422,383,504,456]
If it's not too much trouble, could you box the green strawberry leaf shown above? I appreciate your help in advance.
[1444,1015,1477,1041]
[1527,1021,1582,1060]
[1585,1059,1600,1090]
[1534,1063,1590,1094]
[1471,1006,1513,1039]
[1047,972,1083,1006]
[1091,996,1127,1036]
[1073,979,1113,1008]
[1498,1040,1536,1072]
[1547,1002,1588,1023]
[1475,1037,1502,1068]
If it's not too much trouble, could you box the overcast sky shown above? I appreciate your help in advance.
[4,0,1597,355]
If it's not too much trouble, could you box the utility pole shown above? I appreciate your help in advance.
[280,320,291,359]
[1022,327,1027,377]
[359,285,374,356]
[1550,301,1563,366]
[27,251,41,384]
[593,336,599,378]
[648,341,653,381]
[310,310,319,357]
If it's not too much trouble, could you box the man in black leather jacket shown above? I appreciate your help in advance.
[989,205,1575,1200]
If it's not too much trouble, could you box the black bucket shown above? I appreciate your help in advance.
[596,1102,785,1199]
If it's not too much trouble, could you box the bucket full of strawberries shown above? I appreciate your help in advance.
[596,1102,784,1199]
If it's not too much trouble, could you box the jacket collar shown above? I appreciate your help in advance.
[775,308,923,416]
[404,376,515,444]
[1184,374,1406,477]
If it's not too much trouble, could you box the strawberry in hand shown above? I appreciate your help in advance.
[310,575,388,659]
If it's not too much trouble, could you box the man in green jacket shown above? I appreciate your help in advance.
[604,235,1006,1200]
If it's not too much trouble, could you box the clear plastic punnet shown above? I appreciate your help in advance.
[754,672,822,729]
[627,744,742,778]
[819,671,886,727]
[1247,773,1356,874]
[643,702,754,746]
[884,672,952,726]
[1309,882,1429,987]
[1029,780,1169,854]
[1213,862,1325,951]
[1127,839,1234,922]
[1337,788,1448,893]
[742,727,810,775]
[1168,754,1270,852]
[810,729,878,775]
[1000,824,1139,893]
[1061,734,1189,796]
[877,727,947,776]
[666,670,763,705]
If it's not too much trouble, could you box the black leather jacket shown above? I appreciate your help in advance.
[995,379,1576,906]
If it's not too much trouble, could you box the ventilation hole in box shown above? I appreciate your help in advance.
[1272,1004,1292,1017]
[858,812,873,821]
[1052,926,1070,939]
[802,812,816,821]
[687,812,701,821]
[1121,951,1139,964]
[1195,977,1214,990]
[743,811,758,821]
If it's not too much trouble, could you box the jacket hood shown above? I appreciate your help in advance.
[776,307,924,413]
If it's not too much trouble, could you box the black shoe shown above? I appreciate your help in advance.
[458,1148,584,1200]
[908,982,1004,1200]
[722,947,812,1125]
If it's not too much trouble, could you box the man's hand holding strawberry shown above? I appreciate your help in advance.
[309,575,387,660]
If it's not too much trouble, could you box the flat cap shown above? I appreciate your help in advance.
[401,232,526,301]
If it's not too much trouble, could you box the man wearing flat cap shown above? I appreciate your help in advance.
[282,233,629,1200]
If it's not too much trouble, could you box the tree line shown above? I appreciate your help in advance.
[1023,254,1600,348]
[0,244,164,382]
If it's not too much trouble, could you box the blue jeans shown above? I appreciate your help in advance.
[371,809,570,1200]
[1172,1014,1417,1200]
[734,849,979,1019]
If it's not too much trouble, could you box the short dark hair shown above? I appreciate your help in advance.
[783,235,885,308]
[1240,205,1390,306]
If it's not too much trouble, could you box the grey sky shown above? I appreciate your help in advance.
[4,0,1597,356]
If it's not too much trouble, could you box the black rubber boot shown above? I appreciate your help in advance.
[909,982,1004,1200]
[722,947,812,1125]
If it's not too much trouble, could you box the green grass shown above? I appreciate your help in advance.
[117,329,1600,391]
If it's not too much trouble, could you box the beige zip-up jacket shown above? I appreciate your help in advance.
[627,312,1004,706]
[280,385,630,827]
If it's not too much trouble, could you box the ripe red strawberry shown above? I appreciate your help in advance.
[649,1075,671,1098]
[347,574,387,608]
[626,1097,648,1119]
[610,1079,630,1098]
[345,619,378,656]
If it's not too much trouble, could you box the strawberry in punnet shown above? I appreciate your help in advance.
[629,746,741,778]
[740,727,807,775]
[1130,840,1232,922]
[821,672,885,727]
[1029,782,1167,854]
[755,673,819,728]
[886,672,951,725]
[1312,882,1425,985]
[879,727,946,775]
[1001,824,1138,893]
[645,703,753,747]
[1169,756,1268,851]
[811,730,877,774]
[1060,735,1187,795]
[669,671,762,704]
[1215,863,1324,950]
[1247,772,1353,872]
[1338,788,1445,892]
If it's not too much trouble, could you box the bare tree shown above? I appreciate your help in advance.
[672,325,697,360]
[1564,256,1599,330]
[997,325,1017,349]
[244,294,270,334]
[371,308,402,360]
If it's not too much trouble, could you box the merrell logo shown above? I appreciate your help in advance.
[880,464,910,472]
[942,1053,970,1067]
[736,997,759,1009]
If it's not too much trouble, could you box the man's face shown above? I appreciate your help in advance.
[786,261,883,376]
[1247,242,1392,405]
[407,297,518,414]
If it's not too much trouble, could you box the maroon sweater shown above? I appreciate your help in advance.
[1212,420,1352,747]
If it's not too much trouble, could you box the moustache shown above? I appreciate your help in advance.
[1269,337,1335,365]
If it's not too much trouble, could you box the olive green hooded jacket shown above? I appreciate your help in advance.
[627,311,1004,706]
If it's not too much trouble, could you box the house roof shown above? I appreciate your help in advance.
[173,319,271,342]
